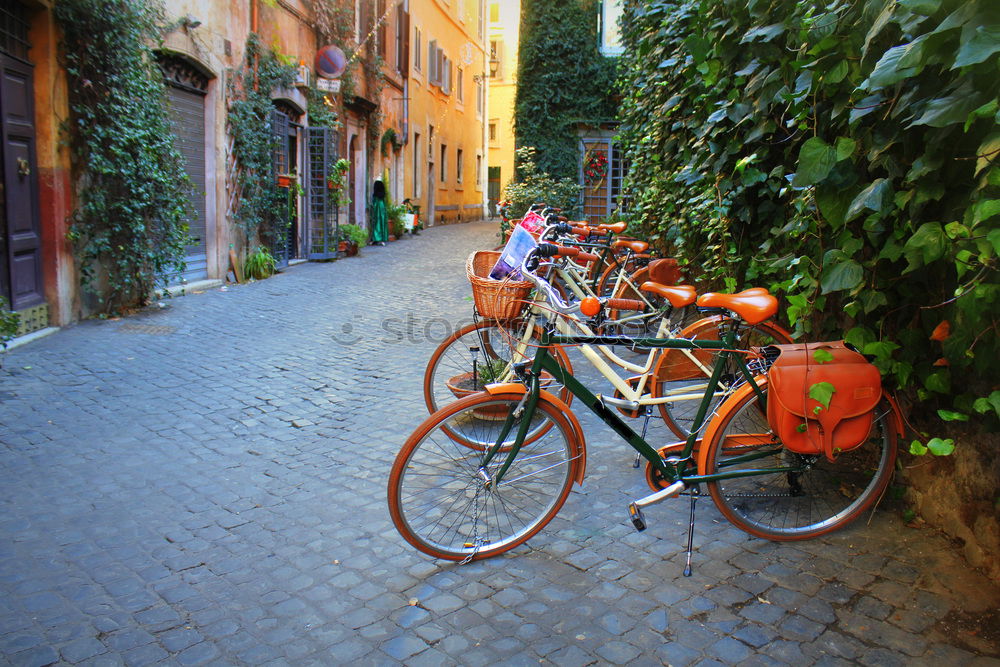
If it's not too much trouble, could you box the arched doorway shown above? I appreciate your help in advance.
[271,99,304,265]
[157,52,212,282]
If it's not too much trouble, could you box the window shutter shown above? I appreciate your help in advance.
[360,2,373,46]
[399,8,410,73]
[428,40,437,83]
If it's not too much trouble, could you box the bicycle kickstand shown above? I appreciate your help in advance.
[633,408,652,468]
[682,487,700,577]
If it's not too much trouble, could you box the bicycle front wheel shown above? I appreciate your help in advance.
[702,383,897,541]
[388,393,582,561]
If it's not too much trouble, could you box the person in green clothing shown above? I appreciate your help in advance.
[370,179,388,246]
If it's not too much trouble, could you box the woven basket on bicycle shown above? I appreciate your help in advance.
[466,251,533,322]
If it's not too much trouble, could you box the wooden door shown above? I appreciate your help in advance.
[0,52,43,310]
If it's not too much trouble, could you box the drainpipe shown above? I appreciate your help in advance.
[251,0,260,89]
[403,0,409,145]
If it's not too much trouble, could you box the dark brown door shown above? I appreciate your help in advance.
[0,52,43,310]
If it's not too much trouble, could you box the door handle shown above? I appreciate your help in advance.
[17,158,30,177]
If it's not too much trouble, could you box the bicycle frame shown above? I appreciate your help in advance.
[479,328,799,490]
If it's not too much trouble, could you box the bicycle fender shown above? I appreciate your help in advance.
[884,391,905,438]
[484,384,587,485]
[696,378,768,476]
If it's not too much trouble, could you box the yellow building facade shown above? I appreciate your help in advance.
[404,0,488,226]
[485,0,519,216]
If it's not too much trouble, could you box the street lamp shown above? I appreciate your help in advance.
[489,53,500,78]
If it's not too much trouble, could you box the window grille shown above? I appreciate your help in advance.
[0,0,30,61]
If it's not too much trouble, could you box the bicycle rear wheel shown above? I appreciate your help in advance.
[388,393,581,560]
[653,317,792,439]
[702,383,897,540]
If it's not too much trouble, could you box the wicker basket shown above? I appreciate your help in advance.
[466,251,533,321]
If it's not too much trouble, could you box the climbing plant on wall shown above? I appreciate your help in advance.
[616,0,1000,435]
[227,33,297,251]
[514,0,619,181]
[55,0,191,313]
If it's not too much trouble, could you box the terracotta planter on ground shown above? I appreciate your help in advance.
[446,371,556,420]
[446,372,509,420]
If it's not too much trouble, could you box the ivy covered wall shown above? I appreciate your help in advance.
[55,0,191,313]
[514,0,619,181]
[617,0,999,431]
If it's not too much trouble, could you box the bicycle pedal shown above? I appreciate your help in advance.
[628,503,646,531]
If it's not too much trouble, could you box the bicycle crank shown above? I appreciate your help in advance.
[627,481,686,531]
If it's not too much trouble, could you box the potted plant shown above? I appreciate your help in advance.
[327,158,351,208]
[446,357,511,419]
[388,202,407,240]
[244,246,277,280]
[0,296,20,355]
[276,173,295,188]
[338,223,367,256]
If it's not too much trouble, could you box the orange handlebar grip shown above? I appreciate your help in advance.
[606,298,647,312]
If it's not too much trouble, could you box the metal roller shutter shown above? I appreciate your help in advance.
[166,84,208,282]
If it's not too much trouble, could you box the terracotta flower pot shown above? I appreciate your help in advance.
[446,372,509,420]
[446,371,557,420]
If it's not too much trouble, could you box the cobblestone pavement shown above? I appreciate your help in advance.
[1,220,998,666]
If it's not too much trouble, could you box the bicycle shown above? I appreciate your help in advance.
[422,243,697,418]
[389,244,901,570]
[424,230,790,444]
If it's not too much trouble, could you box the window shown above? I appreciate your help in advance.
[489,40,503,79]
[377,0,387,58]
[456,149,464,183]
[413,133,422,197]
[413,27,422,72]
[457,68,464,103]
[440,144,447,182]
[488,122,497,143]
[600,0,625,56]
[489,2,499,23]
[442,56,452,94]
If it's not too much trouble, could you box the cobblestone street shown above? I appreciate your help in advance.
[1,220,998,665]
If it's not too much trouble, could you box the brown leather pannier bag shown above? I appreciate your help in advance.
[766,341,882,462]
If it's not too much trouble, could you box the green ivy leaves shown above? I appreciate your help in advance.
[55,0,192,313]
[909,437,956,456]
[793,138,838,187]
[617,0,999,448]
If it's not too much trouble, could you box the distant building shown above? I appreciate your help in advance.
[0,0,486,333]
[486,0,518,217]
